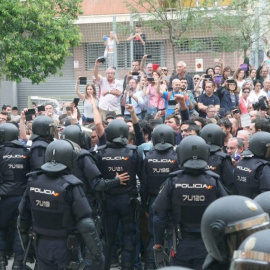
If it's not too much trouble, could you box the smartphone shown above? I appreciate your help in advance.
[205,75,212,79]
[73,98,80,107]
[227,79,235,84]
[37,105,45,112]
[79,77,87,85]
[147,77,155,82]
[131,72,139,76]
[25,109,36,116]
[214,75,222,84]
[168,100,177,106]
[240,63,248,71]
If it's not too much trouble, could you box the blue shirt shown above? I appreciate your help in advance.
[198,93,220,118]
[162,91,189,116]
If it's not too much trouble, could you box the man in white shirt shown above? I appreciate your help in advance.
[94,60,123,118]
[121,78,143,119]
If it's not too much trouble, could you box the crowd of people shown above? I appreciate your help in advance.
[1,51,270,270]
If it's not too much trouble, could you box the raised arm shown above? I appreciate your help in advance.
[91,96,104,138]
[140,55,147,72]
[93,60,102,81]
[75,77,85,100]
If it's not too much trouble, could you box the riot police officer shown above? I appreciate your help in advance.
[200,123,234,194]
[230,229,270,269]
[18,140,105,270]
[152,135,227,270]
[29,116,56,171]
[201,195,270,270]
[0,123,30,270]
[143,124,178,270]
[96,119,143,270]
[61,125,129,269]
[254,191,270,216]
[234,131,270,198]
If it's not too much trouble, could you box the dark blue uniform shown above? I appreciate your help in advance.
[143,149,178,269]
[96,143,143,270]
[234,155,270,198]
[0,141,30,265]
[207,151,234,194]
[19,172,92,270]
[152,170,227,270]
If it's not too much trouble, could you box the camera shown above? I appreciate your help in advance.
[253,96,269,111]
[97,56,106,64]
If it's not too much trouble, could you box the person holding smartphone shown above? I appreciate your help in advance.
[121,77,144,119]
[75,77,98,125]
[143,71,165,115]
[216,79,239,117]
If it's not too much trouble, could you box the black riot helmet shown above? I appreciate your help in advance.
[200,124,225,153]
[152,124,176,151]
[249,131,270,160]
[30,116,56,140]
[105,119,129,145]
[41,139,80,173]
[201,195,270,264]
[254,191,270,216]
[0,123,19,143]
[230,229,270,270]
[176,135,209,170]
[159,267,193,270]
[61,124,85,148]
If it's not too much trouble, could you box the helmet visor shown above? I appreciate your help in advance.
[230,250,270,270]
[226,214,270,259]
[49,123,56,137]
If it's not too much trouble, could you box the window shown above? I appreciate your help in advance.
[178,38,223,53]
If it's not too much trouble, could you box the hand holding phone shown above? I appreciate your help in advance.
[73,98,80,107]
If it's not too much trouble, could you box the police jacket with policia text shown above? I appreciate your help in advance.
[143,149,178,196]
[152,169,228,245]
[96,142,144,195]
[19,172,92,238]
[0,141,30,196]
[234,155,270,198]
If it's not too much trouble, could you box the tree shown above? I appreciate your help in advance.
[124,0,211,69]
[0,0,82,84]
[206,0,270,65]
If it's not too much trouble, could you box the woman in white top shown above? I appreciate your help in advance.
[233,67,246,90]
[104,31,119,68]
[248,79,267,103]
[75,78,98,125]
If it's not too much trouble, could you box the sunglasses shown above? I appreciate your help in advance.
[162,69,168,71]
[194,77,200,80]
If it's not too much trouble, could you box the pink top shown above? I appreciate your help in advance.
[147,84,165,109]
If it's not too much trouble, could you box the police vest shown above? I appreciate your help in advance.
[28,173,82,237]
[97,144,137,195]
[234,157,269,198]
[73,149,101,191]
[207,152,228,176]
[30,139,49,171]
[0,142,30,197]
[170,170,219,229]
[144,149,178,196]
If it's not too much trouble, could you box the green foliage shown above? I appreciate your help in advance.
[0,0,82,84]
